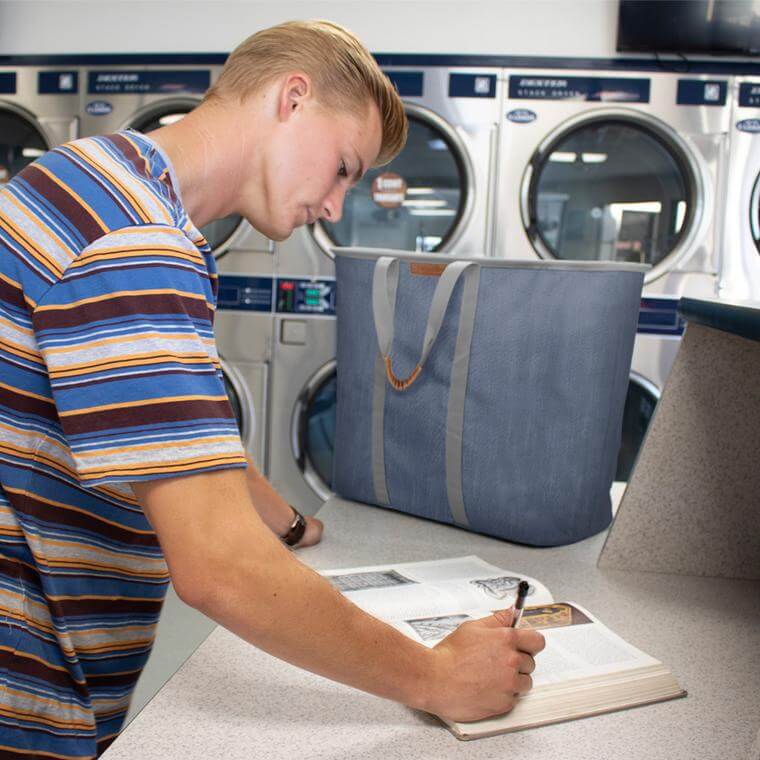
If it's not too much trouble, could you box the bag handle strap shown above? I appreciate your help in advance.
[372,256,476,391]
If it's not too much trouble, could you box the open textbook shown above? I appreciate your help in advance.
[322,556,685,740]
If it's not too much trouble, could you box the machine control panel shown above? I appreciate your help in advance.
[0,73,16,94]
[449,73,497,98]
[637,297,685,337]
[382,71,423,97]
[676,79,727,107]
[38,71,79,94]
[739,82,760,108]
[276,278,336,316]
[217,275,274,312]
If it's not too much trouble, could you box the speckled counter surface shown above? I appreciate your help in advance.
[103,497,760,760]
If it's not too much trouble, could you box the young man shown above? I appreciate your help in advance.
[0,21,544,758]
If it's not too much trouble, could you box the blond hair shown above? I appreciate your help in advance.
[204,20,407,166]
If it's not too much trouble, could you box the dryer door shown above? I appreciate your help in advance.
[749,171,760,254]
[524,113,700,282]
[127,99,244,258]
[219,358,255,453]
[292,360,336,502]
[0,103,50,184]
[616,372,659,482]
[313,104,473,255]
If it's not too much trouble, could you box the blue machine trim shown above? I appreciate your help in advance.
[384,71,424,97]
[676,79,727,106]
[678,298,760,342]
[0,72,17,94]
[215,275,338,315]
[216,275,274,313]
[739,82,760,108]
[448,73,497,98]
[87,69,210,95]
[276,277,336,316]
[637,297,685,336]
[509,74,650,102]
[38,71,79,94]
[6,53,760,75]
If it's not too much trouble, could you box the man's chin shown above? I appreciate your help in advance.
[271,227,296,243]
[245,219,292,243]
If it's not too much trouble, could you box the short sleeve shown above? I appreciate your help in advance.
[32,225,247,486]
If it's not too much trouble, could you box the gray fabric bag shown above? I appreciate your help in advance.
[333,247,647,546]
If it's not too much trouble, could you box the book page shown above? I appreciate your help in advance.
[322,556,553,646]
[515,602,661,686]
[445,602,680,739]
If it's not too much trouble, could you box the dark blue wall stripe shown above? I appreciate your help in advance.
[5,53,760,75]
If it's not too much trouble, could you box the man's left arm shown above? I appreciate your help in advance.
[243,456,324,548]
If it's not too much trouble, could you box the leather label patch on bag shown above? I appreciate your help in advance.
[409,262,446,277]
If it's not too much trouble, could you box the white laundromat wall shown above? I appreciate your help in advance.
[2,0,620,57]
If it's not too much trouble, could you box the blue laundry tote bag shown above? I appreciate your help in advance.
[332,248,647,546]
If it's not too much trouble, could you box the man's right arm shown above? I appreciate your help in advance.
[132,469,544,723]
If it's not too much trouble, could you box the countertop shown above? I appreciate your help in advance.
[102,495,760,759]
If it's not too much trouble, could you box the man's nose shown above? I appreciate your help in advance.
[321,186,346,224]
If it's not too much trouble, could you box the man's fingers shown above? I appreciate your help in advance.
[515,628,546,655]
[518,653,536,675]
[488,607,514,628]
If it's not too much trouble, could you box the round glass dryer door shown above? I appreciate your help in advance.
[526,117,696,270]
[220,360,251,447]
[316,106,469,254]
[615,374,659,482]
[293,362,336,501]
[749,172,760,254]
[128,101,243,257]
[0,105,49,185]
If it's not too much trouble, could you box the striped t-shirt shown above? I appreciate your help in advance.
[0,130,247,758]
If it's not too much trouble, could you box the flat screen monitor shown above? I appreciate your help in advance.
[617,0,760,55]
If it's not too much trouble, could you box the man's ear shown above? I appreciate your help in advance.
[278,73,312,122]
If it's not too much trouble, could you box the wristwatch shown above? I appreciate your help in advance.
[281,506,307,547]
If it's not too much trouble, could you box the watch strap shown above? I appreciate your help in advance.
[281,506,307,547]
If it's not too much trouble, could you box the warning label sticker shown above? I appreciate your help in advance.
[372,172,407,208]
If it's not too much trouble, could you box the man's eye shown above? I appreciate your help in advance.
[338,160,348,178]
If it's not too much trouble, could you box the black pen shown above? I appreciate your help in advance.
[510,580,530,628]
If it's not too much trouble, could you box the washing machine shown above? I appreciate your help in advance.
[494,68,729,479]
[79,59,274,262]
[0,62,80,186]
[214,262,275,471]
[720,76,760,301]
[267,64,502,515]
